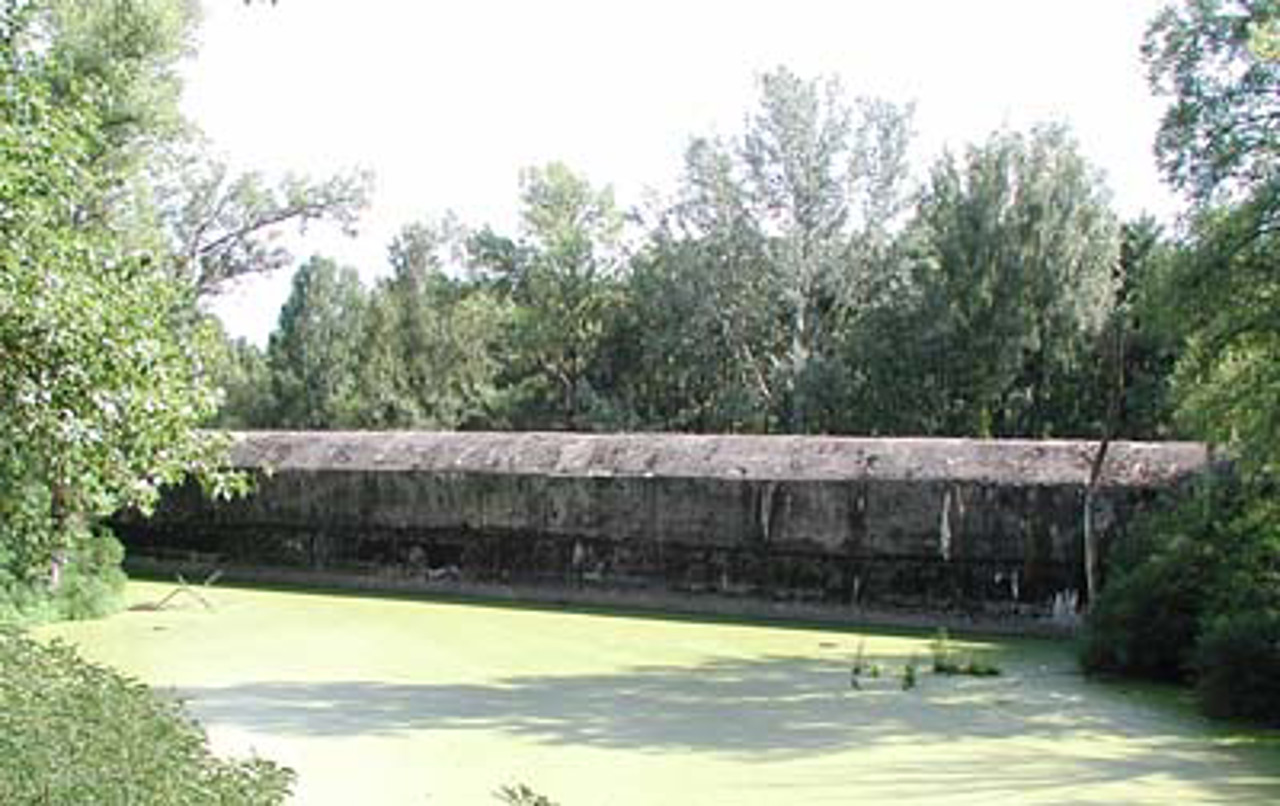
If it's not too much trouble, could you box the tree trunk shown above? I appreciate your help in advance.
[1083,439,1110,608]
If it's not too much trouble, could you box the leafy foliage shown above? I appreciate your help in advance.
[205,326,275,430]
[1145,0,1280,202]
[33,0,369,299]
[215,69,1143,442]
[266,256,367,428]
[470,163,626,430]
[1144,0,1280,475]
[0,628,293,804]
[1080,0,1280,726]
[358,220,506,429]
[1081,485,1222,681]
[1109,217,1182,440]
[40,0,199,162]
[1195,608,1280,722]
[1,0,243,619]
[611,68,915,433]
[1167,191,1280,476]
[1083,480,1280,719]
[163,150,372,296]
[851,126,1120,437]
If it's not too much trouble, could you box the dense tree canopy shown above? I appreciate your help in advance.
[902,126,1120,437]
[0,0,234,618]
[267,256,365,429]
[212,68,1140,443]
[1145,0,1280,202]
[1083,0,1280,725]
[611,69,916,433]
[470,163,626,429]
[358,220,505,429]
[0,0,365,619]
[1145,0,1280,475]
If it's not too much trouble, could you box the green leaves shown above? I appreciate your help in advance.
[1143,1,1280,476]
[1,1,240,616]
[471,164,626,430]
[201,67,1132,443]
[0,629,294,803]
[1145,0,1280,202]
[164,152,373,296]
[1168,185,1280,475]
[267,256,367,429]
[630,69,916,433]
[857,126,1120,437]
[1084,1,1280,725]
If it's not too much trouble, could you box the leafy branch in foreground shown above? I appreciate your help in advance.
[0,628,293,804]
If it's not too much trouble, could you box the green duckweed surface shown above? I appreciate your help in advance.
[37,581,1280,805]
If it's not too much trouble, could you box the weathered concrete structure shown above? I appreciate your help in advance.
[120,432,1210,624]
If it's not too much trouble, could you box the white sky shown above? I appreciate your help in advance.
[188,0,1182,345]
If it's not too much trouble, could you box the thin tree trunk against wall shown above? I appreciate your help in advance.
[1084,439,1110,608]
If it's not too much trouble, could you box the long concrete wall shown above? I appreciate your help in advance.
[119,432,1210,619]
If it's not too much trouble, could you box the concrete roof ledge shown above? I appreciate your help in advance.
[226,431,1211,488]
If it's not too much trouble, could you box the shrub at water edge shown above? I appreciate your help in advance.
[0,629,294,805]
[1083,480,1280,723]
[1195,609,1280,723]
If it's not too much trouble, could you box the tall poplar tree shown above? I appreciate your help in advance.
[632,67,915,433]
[897,126,1120,437]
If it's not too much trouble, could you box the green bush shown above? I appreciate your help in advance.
[0,629,294,805]
[49,526,128,620]
[0,523,127,625]
[1081,477,1252,681]
[0,461,129,624]
[1080,551,1207,681]
[1195,610,1280,724]
[1083,478,1280,723]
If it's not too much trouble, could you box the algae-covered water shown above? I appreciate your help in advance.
[37,581,1280,805]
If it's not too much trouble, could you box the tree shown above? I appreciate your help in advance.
[1168,195,1280,474]
[1083,0,1280,724]
[1,0,239,619]
[31,0,370,299]
[267,256,366,429]
[39,0,199,168]
[899,126,1120,437]
[739,70,916,431]
[205,325,274,430]
[470,163,625,430]
[1145,0,1280,475]
[612,227,774,432]
[160,148,372,297]
[623,148,779,431]
[354,220,506,429]
[1107,217,1182,441]
[1145,0,1280,203]
[631,68,915,433]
